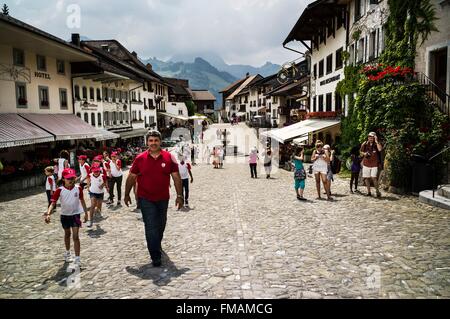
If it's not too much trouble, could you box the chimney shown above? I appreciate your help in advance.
[71,33,81,47]
[146,63,153,71]
[131,51,138,58]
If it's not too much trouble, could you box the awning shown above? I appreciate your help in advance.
[20,113,102,141]
[261,119,340,143]
[235,112,246,117]
[0,113,54,148]
[158,112,189,121]
[95,129,120,141]
[119,128,148,139]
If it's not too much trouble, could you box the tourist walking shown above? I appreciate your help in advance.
[249,147,259,179]
[204,145,211,165]
[124,130,183,267]
[312,141,332,200]
[107,152,123,207]
[86,166,108,228]
[44,168,88,266]
[77,155,90,190]
[44,166,56,209]
[324,145,334,195]
[263,148,273,179]
[360,132,383,197]
[293,147,307,201]
[218,146,224,168]
[178,157,194,208]
[55,150,70,185]
[350,148,362,193]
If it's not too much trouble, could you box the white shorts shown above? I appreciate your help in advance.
[362,166,378,178]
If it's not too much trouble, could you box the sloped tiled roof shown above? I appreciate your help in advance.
[190,90,216,101]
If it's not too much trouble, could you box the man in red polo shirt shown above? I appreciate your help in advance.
[124,130,183,267]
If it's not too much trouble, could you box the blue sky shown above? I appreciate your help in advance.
[4,0,308,66]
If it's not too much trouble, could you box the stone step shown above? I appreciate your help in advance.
[437,186,450,199]
[419,190,450,210]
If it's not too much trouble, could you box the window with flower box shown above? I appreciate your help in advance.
[16,82,27,108]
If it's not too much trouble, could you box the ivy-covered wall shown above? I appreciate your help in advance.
[336,0,448,192]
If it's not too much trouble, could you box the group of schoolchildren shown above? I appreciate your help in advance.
[42,150,123,266]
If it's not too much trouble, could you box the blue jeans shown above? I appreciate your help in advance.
[138,198,169,262]
[182,179,189,202]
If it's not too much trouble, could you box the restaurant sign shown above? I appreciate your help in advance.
[320,74,340,86]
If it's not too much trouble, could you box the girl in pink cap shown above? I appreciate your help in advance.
[44,168,87,266]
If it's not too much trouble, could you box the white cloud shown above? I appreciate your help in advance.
[5,0,309,66]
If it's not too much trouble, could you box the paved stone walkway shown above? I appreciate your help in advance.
[0,157,449,299]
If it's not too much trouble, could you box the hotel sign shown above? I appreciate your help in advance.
[320,74,340,86]
[35,71,51,80]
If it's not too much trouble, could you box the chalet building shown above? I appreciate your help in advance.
[71,38,168,143]
[0,14,113,167]
[278,0,389,145]
[161,77,190,127]
[219,77,248,122]
[188,89,216,115]
[221,74,263,122]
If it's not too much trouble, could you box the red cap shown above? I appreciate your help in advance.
[62,168,77,179]
[78,155,87,161]
[93,155,103,161]
[91,166,101,173]
[111,152,118,157]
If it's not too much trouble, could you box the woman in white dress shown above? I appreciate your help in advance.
[311,141,332,200]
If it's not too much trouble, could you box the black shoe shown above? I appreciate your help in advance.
[152,260,162,267]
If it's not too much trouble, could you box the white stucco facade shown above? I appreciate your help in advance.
[0,45,74,114]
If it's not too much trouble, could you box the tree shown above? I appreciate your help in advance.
[185,100,196,117]
[1,4,9,15]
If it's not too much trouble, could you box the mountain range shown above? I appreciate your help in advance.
[143,54,280,108]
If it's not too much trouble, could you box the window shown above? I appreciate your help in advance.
[318,95,324,112]
[337,8,345,29]
[326,54,333,74]
[357,38,365,63]
[326,93,332,112]
[355,0,361,21]
[36,55,46,71]
[16,82,27,108]
[84,113,89,123]
[138,92,141,102]
[39,86,49,108]
[82,86,87,100]
[96,88,101,101]
[112,89,116,102]
[336,47,343,70]
[139,111,142,120]
[318,60,324,78]
[57,60,65,75]
[149,99,154,108]
[98,113,102,126]
[74,85,80,100]
[104,112,109,126]
[313,96,317,112]
[335,92,342,113]
[91,113,96,127]
[13,48,25,67]
[76,112,81,118]
[178,109,183,115]
[369,31,377,60]
[149,116,155,125]
[59,88,68,109]
[349,44,355,65]
[89,87,95,101]
[313,64,317,78]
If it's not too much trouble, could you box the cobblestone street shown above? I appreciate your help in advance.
[1,145,449,299]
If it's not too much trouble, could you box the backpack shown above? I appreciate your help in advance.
[331,156,341,174]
